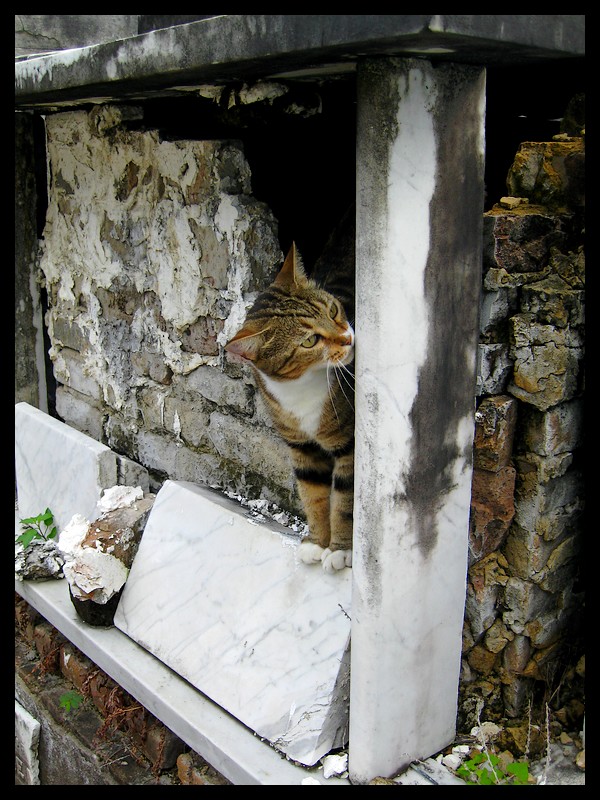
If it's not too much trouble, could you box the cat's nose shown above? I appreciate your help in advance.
[340,328,354,347]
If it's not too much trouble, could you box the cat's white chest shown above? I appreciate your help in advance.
[260,369,329,438]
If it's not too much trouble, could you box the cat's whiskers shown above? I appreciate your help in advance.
[326,363,342,427]
[330,361,354,412]
[335,361,355,396]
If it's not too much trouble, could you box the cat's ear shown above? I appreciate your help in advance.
[273,243,306,289]
[224,326,266,362]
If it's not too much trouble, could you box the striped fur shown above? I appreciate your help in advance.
[225,242,355,572]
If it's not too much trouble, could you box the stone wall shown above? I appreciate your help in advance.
[32,101,584,733]
[40,105,300,512]
[461,130,585,737]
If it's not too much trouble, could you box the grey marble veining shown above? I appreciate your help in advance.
[15,402,117,532]
[114,479,352,766]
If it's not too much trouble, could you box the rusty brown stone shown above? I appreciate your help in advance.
[81,495,155,567]
[482,209,567,275]
[176,752,230,785]
[473,395,518,471]
[467,645,498,675]
[469,466,516,560]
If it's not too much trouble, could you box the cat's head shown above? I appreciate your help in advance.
[225,244,354,380]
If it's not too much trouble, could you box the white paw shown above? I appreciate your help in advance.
[298,541,325,564]
[321,548,352,573]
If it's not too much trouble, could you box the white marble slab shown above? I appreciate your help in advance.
[15,701,41,785]
[15,402,117,532]
[114,479,352,766]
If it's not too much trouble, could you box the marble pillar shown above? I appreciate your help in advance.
[349,58,485,784]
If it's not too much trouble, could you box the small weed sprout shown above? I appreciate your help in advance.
[17,508,58,549]
[456,751,529,785]
[456,697,531,785]
[59,690,83,713]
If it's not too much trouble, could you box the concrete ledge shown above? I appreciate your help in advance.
[15,15,584,107]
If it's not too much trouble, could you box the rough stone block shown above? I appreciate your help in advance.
[469,466,516,561]
[513,465,583,541]
[506,139,585,209]
[479,287,518,339]
[15,402,118,532]
[180,317,223,356]
[135,429,230,489]
[60,643,97,692]
[502,577,555,633]
[115,479,352,766]
[117,454,150,493]
[476,343,513,396]
[521,274,585,328]
[482,209,567,274]
[508,314,583,410]
[465,553,509,640]
[52,347,104,401]
[55,386,106,442]
[517,398,583,456]
[142,723,186,771]
[182,365,254,414]
[163,394,210,449]
[473,395,517,471]
[207,410,294,490]
[502,524,579,587]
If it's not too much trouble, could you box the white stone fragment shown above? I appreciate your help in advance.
[63,547,129,603]
[452,744,471,756]
[57,513,91,554]
[238,81,288,105]
[321,753,348,778]
[471,721,502,742]
[96,484,144,515]
[441,753,462,771]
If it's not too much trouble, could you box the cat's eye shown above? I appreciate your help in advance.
[301,334,319,348]
[329,302,339,319]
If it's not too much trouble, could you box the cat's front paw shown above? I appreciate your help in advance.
[321,548,352,573]
[298,541,326,565]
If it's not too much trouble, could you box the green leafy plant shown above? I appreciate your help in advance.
[17,508,58,549]
[456,750,529,785]
[59,690,83,713]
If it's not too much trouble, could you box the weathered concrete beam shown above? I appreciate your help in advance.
[350,57,486,784]
[15,15,583,108]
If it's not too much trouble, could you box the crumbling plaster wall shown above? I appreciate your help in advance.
[41,105,297,510]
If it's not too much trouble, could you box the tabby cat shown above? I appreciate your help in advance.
[225,226,355,573]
